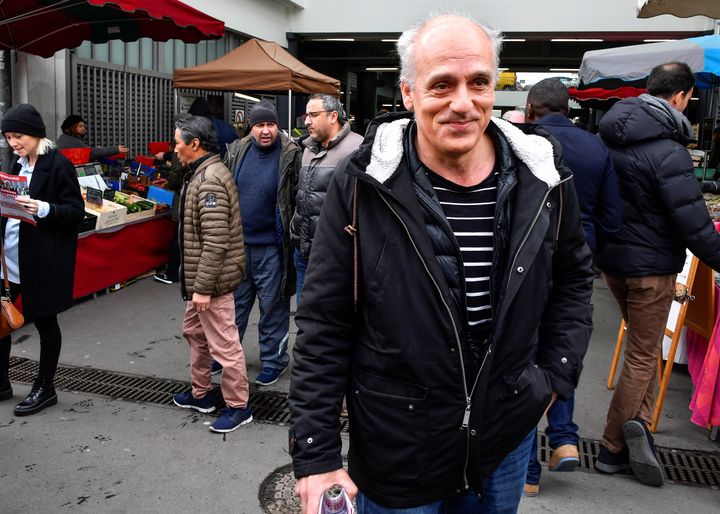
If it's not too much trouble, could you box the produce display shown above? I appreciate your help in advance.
[114,192,155,214]
[704,193,720,220]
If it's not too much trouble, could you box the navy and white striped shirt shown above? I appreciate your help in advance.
[426,169,498,331]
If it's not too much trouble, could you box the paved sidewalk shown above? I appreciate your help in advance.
[1,276,718,513]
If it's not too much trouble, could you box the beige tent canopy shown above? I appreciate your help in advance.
[173,38,340,94]
[173,38,340,133]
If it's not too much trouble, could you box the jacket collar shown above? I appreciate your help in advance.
[356,114,561,189]
[189,153,220,179]
[538,113,574,128]
[305,122,353,154]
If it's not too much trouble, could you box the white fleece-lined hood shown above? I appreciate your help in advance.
[364,116,561,188]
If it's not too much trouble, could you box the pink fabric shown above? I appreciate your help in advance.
[686,225,720,427]
[687,282,720,428]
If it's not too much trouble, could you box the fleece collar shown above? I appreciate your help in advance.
[365,117,560,188]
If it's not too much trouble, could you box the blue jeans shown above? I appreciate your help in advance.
[293,248,308,306]
[233,244,290,370]
[525,395,578,485]
[356,430,534,514]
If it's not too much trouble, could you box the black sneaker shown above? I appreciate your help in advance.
[153,273,175,285]
[623,418,664,487]
[595,444,630,474]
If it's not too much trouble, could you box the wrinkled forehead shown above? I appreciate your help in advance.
[414,20,495,74]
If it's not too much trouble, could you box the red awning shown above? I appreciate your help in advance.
[0,0,225,58]
[568,86,647,102]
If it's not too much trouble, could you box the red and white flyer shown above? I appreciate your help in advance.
[0,172,36,225]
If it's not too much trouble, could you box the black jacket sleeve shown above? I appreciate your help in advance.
[288,168,356,478]
[657,148,720,272]
[536,177,595,400]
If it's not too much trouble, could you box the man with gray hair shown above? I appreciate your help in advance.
[290,94,362,302]
[289,13,593,513]
[171,115,252,434]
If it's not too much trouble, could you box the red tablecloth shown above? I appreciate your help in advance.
[73,216,176,298]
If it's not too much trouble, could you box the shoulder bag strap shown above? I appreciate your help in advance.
[0,233,9,298]
[344,177,359,312]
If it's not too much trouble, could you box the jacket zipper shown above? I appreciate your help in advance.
[377,190,481,490]
[507,176,571,281]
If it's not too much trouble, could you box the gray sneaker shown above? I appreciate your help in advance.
[622,418,664,487]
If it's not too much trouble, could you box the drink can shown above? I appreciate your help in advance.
[320,484,349,514]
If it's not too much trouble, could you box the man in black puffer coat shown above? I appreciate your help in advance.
[595,62,720,487]
[289,14,594,514]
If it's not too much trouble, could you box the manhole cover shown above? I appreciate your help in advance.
[259,462,300,513]
[259,461,354,513]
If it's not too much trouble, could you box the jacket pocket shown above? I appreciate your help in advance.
[499,363,552,450]
[349,370,430,481]
[365,238,399,353]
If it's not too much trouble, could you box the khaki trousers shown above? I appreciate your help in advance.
[602,273,676,452]
[183,292,249,408]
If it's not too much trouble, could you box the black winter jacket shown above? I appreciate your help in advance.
[289,113,594,508]
[3,148,84,319]
[597,97,720,275]
[290,122,362,260]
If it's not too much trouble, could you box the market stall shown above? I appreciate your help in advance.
[172,38,341,134]
[74,214,176,299]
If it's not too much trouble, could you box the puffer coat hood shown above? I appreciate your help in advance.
[599,96,694,147]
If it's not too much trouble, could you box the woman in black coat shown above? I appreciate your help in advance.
[0,104,84,416]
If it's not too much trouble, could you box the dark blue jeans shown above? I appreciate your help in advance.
[525,395,579,485]
[293,248,308,306]
[356,430,534,514]
[233,244,290,370]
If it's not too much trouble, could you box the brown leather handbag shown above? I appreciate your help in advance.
[0,238,24,339]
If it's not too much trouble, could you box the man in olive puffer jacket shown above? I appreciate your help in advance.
[172,115,252,434]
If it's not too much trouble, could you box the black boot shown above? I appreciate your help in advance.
[0,370,12,401]
[0,375,11,401]
[14,377,57,416]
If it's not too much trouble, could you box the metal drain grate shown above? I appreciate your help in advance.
[10,357,720,489]
[8,356,295,425]
[536,430,720,489]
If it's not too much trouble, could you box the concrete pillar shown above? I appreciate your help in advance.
[0,50,13,173]
[356,72,377,133]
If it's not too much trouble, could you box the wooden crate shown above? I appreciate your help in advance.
[113,192,157,223]
[84,200,127,230]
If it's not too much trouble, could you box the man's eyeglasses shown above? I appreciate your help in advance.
[304,110,332,119]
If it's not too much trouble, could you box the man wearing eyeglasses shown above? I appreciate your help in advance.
[224,101,301,387]
[290,94,362,303]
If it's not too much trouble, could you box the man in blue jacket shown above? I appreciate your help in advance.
[523,78,623,495]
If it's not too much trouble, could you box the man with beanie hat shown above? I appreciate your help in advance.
[188,97,238,158]
[224,100,301,386]
[56,114,129,162]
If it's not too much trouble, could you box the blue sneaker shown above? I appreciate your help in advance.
[172,391,216,413]
[211,360,223,376]
[209,406,253,433]
[255,366,287,386]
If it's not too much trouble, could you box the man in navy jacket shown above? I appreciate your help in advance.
[523,78,622,495]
